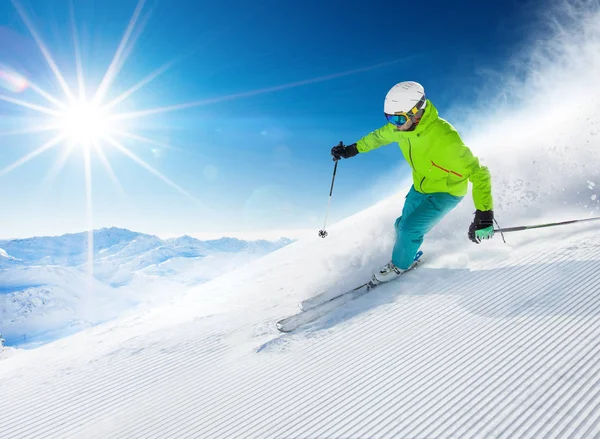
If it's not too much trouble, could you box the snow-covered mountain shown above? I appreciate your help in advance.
[0,228,293,348]
[0,228,292,269]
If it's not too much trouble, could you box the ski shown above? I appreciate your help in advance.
[276,283,371,332]
[299,280,371,312]
[276,251,423,333]
[299,251,424,312]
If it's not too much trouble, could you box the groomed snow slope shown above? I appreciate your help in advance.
[0,202,599,438]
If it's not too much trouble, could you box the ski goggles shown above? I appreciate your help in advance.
[385,113,410,126]
[385,96,426,126]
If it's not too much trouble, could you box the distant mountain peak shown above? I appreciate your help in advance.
[0,228,294,268]
[166,235,203,245]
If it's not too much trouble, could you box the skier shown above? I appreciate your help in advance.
[331,81,494,284]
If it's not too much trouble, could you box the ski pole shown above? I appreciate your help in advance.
[318,143,342,238]
[494,215,600,233]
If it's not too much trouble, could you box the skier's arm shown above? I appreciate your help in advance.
[434,135,493,211]
[468,158,493,212]
[356,124,396,153]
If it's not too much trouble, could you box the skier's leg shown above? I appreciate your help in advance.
[373,187,426,283]
[392,191,463,269]
[391,186,425,268]
[393,185,424,237]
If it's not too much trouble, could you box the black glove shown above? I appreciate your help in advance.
[469,210,495,243]
[331,142,359,161]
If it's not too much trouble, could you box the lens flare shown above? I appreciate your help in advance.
[0,68,28,93]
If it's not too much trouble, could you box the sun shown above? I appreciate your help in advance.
[0,0,212,283]
[0,0,200,199]
[57,99,114,146]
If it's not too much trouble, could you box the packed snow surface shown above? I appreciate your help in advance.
[1,197,600,437]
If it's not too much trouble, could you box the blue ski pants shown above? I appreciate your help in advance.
[392,186,463,269]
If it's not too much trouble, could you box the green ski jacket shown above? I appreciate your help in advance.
[356,100,493,211]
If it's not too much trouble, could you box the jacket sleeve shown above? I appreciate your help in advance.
[467,157,493,212]
[434,133,494,211]
[356,124,396,153]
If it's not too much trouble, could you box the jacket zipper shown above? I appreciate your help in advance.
[408,139,415,171]
[408,138,426,191]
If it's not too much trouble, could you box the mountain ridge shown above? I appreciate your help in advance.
[0,227,294,347]
[0,227,294,266]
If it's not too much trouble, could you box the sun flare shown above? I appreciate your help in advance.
[0,0,198,202]
[57,100,114,146]
[0,0,205,281]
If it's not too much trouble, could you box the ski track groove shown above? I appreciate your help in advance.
[382,283,598,439]
[23,321,291,439]
[459,260,600,439]
[437,258,600,439]
[0,325,240,439]
[1,311,282,439]
[178,246,578,438]
[14,249,584,438]
[2,305,305,435]
[275,261,554,438]
[187,254,534,439]
[102,260,487,438]
[318,248,593,439]
[31,248,506,439]
[212,247,600,439]
[575,396,600,439]
[1,242,599,438]
[282,247,578,438]
[2,248,572,436]
[533,350,600,438]
[491,279,600,437]
[554,373,600,439]
[0,320,232,403]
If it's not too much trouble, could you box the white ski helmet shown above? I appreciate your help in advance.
[384,81,427,116]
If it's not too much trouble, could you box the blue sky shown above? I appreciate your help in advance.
[0,0,545,239]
